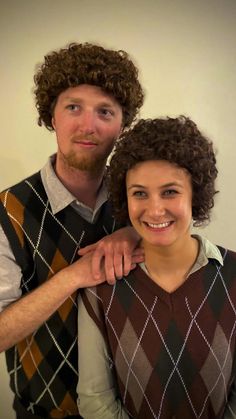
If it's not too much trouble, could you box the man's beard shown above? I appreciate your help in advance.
[62,150,108,175]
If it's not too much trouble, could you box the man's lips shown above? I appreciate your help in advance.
[73,140,98,148]
[71,133,98,144]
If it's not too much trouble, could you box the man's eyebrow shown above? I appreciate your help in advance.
[96,102,117,108]
[62,97,82,102]
[62,97,116,107]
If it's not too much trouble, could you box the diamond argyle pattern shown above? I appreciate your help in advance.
[83,247,236,418]
[0,171,117,418]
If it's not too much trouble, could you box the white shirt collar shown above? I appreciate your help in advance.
[40,155,107,217]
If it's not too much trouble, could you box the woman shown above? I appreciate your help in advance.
[77,116,236,418]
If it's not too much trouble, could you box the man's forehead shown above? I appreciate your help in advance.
[58,84,121,106]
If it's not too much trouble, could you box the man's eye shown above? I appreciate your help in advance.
[99,108,113,117]
[66,104,80,111]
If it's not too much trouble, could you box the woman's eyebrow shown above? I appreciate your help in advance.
[127,184,146,190]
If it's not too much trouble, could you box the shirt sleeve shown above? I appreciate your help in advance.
[77,294,130,419]
[223,377,236,419]
[0,224,22,312]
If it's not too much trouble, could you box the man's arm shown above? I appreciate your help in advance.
[0,225,22,312]
[0,225,143,353]
[79,226,144,283]
[77,295,130,419]
[0,251,104,353]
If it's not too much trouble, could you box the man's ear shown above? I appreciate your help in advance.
[51,117,56,130]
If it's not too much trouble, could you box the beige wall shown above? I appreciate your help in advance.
[1,0,236,417]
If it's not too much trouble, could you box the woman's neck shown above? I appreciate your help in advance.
[143,236,199,293]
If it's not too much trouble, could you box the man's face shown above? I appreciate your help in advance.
[52,84,123,174]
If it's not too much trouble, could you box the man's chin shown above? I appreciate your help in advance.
[66,155,106,174]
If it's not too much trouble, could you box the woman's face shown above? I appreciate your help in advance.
[126,160,193,250]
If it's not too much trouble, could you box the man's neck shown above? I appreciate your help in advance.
[55,159,105,209]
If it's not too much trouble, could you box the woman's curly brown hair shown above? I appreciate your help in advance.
[108,116,218,226]
[34,42,144,130]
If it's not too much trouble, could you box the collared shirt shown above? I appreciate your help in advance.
[77,236,229,419]
[0,155,108,312]
[41,155,107,222]
[140,234,223,277]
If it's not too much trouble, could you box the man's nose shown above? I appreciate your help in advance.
[79,111,95,135]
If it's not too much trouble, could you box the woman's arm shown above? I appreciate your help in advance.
[223,378,236,419]
[77,295,130,419]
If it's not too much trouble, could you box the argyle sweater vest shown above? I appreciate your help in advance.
[0,171,119,418]
[82,247,236,419]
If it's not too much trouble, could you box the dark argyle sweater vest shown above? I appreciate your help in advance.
[82,247,236,419]
[0,171,119,418]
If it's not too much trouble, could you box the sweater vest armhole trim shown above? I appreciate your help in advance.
[0,197,28,273]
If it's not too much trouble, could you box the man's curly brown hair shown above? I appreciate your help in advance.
[108,116,218,226]
[34,42,144,131]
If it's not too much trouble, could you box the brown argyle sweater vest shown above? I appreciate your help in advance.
[82,247,236,418]
[0,171,119,418]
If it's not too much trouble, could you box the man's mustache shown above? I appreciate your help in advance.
[71,134,98,143]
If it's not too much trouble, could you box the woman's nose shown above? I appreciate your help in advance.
[148,198,165,217]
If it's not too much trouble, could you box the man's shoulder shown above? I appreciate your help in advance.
[0,171,41,194]
[0,171,46,216]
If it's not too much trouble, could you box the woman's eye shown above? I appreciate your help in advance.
[163,189,178,196]
[133,191,146,198]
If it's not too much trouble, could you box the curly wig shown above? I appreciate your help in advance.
[34,42,144,130]
[108,116,218,226]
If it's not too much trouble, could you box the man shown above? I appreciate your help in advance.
[0,42,144,418]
